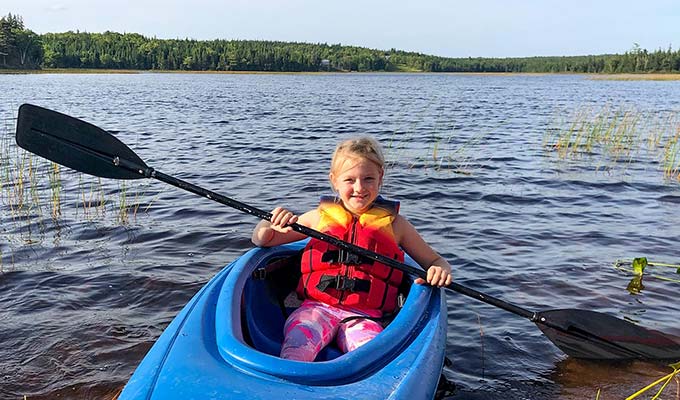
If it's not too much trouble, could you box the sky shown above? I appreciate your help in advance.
[2,0,679,58]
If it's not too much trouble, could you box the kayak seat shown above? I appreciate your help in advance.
[243,252,343,361]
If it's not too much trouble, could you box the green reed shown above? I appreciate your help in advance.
[384,120,485,175]
[544,106,680,182]
[118,180,129,224]
[116,180,146,225]
[1,121,151,248]
[77,174,108,221]
[381,96,481,175]
[48,162,62,220]
[662,129,680,181]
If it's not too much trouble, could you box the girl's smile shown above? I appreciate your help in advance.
[330,158,383,215]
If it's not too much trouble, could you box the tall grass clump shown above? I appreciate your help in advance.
[385,126,486,175]
[662,128,680,181]
[380,98,485,175]
[544,106,680,182]
[77,174,107,220]
[48,162,62,220]
[1,116,152,247]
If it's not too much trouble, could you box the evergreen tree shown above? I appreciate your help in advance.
[0,13,43,68]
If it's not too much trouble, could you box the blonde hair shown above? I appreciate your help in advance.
[330,137,386,176]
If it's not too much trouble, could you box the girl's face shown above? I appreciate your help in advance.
[330,157,383,215]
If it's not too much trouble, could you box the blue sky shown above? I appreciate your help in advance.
[3,0,679,58]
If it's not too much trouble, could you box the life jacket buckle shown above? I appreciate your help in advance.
[339,250,362,265]
[322,249,373,266]
[335,276,355,291]
[316,274,372,293]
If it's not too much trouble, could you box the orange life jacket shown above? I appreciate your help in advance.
[297,196,405,313]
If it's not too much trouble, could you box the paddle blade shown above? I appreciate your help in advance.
[16,104,148,179]
[536,309,680,360]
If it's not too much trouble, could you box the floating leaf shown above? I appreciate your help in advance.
[632,257,648,276]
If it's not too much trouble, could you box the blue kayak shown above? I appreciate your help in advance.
[119,240,448,399]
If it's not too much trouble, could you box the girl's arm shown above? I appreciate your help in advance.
[251,207,319,247]
[393,215,453,287]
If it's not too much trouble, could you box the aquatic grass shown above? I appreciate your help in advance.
[544,106,680,182]
[382,94,485,175]
[116,180,156,225]
[404,134,480,174]
[48,162,62,220]
[548,108,596,158]
[27,152,40,212]
[77,174,108,221]
[118,180,129,224]
[662,128,680,180]
[603,110,639,160]
[129,184,154,219]
[1,118,151,253]
[645,112,676,152]
[9,146,29,215]
[385,120,487,175]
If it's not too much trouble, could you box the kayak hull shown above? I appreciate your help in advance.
[120,241,448,399]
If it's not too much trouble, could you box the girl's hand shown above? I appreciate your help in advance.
[415,264,452,287]
[269,207,298,233]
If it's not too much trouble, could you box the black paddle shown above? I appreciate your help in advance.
[15,103,680,361]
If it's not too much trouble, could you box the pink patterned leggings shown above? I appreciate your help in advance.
[280,299,383,361]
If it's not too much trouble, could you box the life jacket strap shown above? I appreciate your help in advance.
[316,274,371,292]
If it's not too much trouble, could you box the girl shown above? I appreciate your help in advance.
[251,136,452,361]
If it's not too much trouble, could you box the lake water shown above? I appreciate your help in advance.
[1,72,680,399]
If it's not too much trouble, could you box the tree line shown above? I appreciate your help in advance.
[0,14,43,68]
[2,13,680,74]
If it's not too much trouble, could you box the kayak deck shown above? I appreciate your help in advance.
[120,241,447,399]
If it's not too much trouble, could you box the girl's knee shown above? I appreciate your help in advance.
[337,319,383,352]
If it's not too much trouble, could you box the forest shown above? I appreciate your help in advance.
[2,13,680,74]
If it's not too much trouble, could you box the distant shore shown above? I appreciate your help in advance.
[2,68,680,80]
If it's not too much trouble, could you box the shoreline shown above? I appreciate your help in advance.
[588,73,680,81]
[2,68,680,80]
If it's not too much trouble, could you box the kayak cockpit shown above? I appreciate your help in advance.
[242,247,411,361]
[242,249,344,361]
[214,240,440,385]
